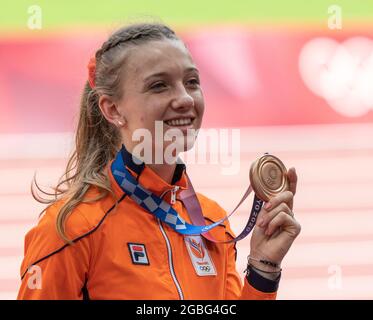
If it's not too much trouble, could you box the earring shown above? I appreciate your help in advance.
[117,120,124,126]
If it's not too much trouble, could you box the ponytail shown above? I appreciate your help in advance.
[33,81,121,244]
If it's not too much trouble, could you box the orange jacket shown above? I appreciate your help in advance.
[18,147,279,300]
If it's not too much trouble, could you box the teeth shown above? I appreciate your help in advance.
[165,118,192,126]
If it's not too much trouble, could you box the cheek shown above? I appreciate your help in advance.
[137,114,149,127]
[195,91,205,116]
[141,113,159,132]
[126,113,147,133]
[198,101,205,116]
[138,117,153,132]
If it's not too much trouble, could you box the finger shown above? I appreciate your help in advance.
[277,218,302,240]
[265,211,295,236]
[255,207,268,229]
[256,202,291,228]
[264,190,294,211]
[287,167,297,210]
[287,167,297,196]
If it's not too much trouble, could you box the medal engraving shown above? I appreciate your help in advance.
[249,154,289,202]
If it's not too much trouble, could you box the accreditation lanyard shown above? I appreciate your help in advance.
[111,149,263,243]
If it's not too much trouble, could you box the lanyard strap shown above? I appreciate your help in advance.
[111,150,263,242]
[180,175,263,243]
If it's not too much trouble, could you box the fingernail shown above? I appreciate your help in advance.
[265,202,272,210]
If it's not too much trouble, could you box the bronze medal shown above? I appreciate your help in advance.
[249,154,289,202]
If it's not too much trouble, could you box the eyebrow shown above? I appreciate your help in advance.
[143,67,199,83]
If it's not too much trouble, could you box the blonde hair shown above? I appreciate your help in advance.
[32,23,179,244]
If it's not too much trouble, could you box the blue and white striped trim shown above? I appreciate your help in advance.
[111,150,225,235]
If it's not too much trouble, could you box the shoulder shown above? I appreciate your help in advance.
[20,186,116,277]
[32,186,113,240]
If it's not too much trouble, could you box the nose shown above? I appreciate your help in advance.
[170,85,195,110]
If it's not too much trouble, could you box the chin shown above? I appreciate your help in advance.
[183,135,196,151]
[160,134,196,164]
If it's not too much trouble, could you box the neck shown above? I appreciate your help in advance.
[122,142,178,185]
[147,163,177,185]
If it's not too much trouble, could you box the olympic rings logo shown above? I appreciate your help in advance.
[299,37,373,117]
[199,266,211,272]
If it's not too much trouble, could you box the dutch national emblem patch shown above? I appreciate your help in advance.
[128,243,149,265]
[184,235,217,276]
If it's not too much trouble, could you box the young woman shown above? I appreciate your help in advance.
[18,23,301,300]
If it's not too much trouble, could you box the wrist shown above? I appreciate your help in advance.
[248,255,282,272]
[249,258,281,273]
[245,264,281,293]
[249,263,281,281]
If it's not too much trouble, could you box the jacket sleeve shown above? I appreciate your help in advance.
[224,227,279,300]
[17,235,90,300]
[17,209,92,300]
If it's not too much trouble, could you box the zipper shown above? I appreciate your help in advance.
[170,186,180,205]
[157,218,184,300]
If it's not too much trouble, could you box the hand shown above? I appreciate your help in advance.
[249,167,301,270]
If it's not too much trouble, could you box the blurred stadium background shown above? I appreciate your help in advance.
[0,0,373,299]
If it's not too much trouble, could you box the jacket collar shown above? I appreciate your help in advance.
[109,144,188,201]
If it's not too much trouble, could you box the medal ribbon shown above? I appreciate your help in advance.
[111,149,263,243]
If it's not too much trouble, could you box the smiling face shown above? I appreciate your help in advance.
[115,39,205,161]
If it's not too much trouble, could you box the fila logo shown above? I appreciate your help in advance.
[128,243,149,265]
[184,235,217,276]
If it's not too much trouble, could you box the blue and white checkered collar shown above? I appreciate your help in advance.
[110,145,188,199]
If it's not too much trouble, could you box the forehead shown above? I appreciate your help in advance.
[126,39,196,79]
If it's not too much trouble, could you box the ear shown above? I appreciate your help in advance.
[98,94,126,127]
